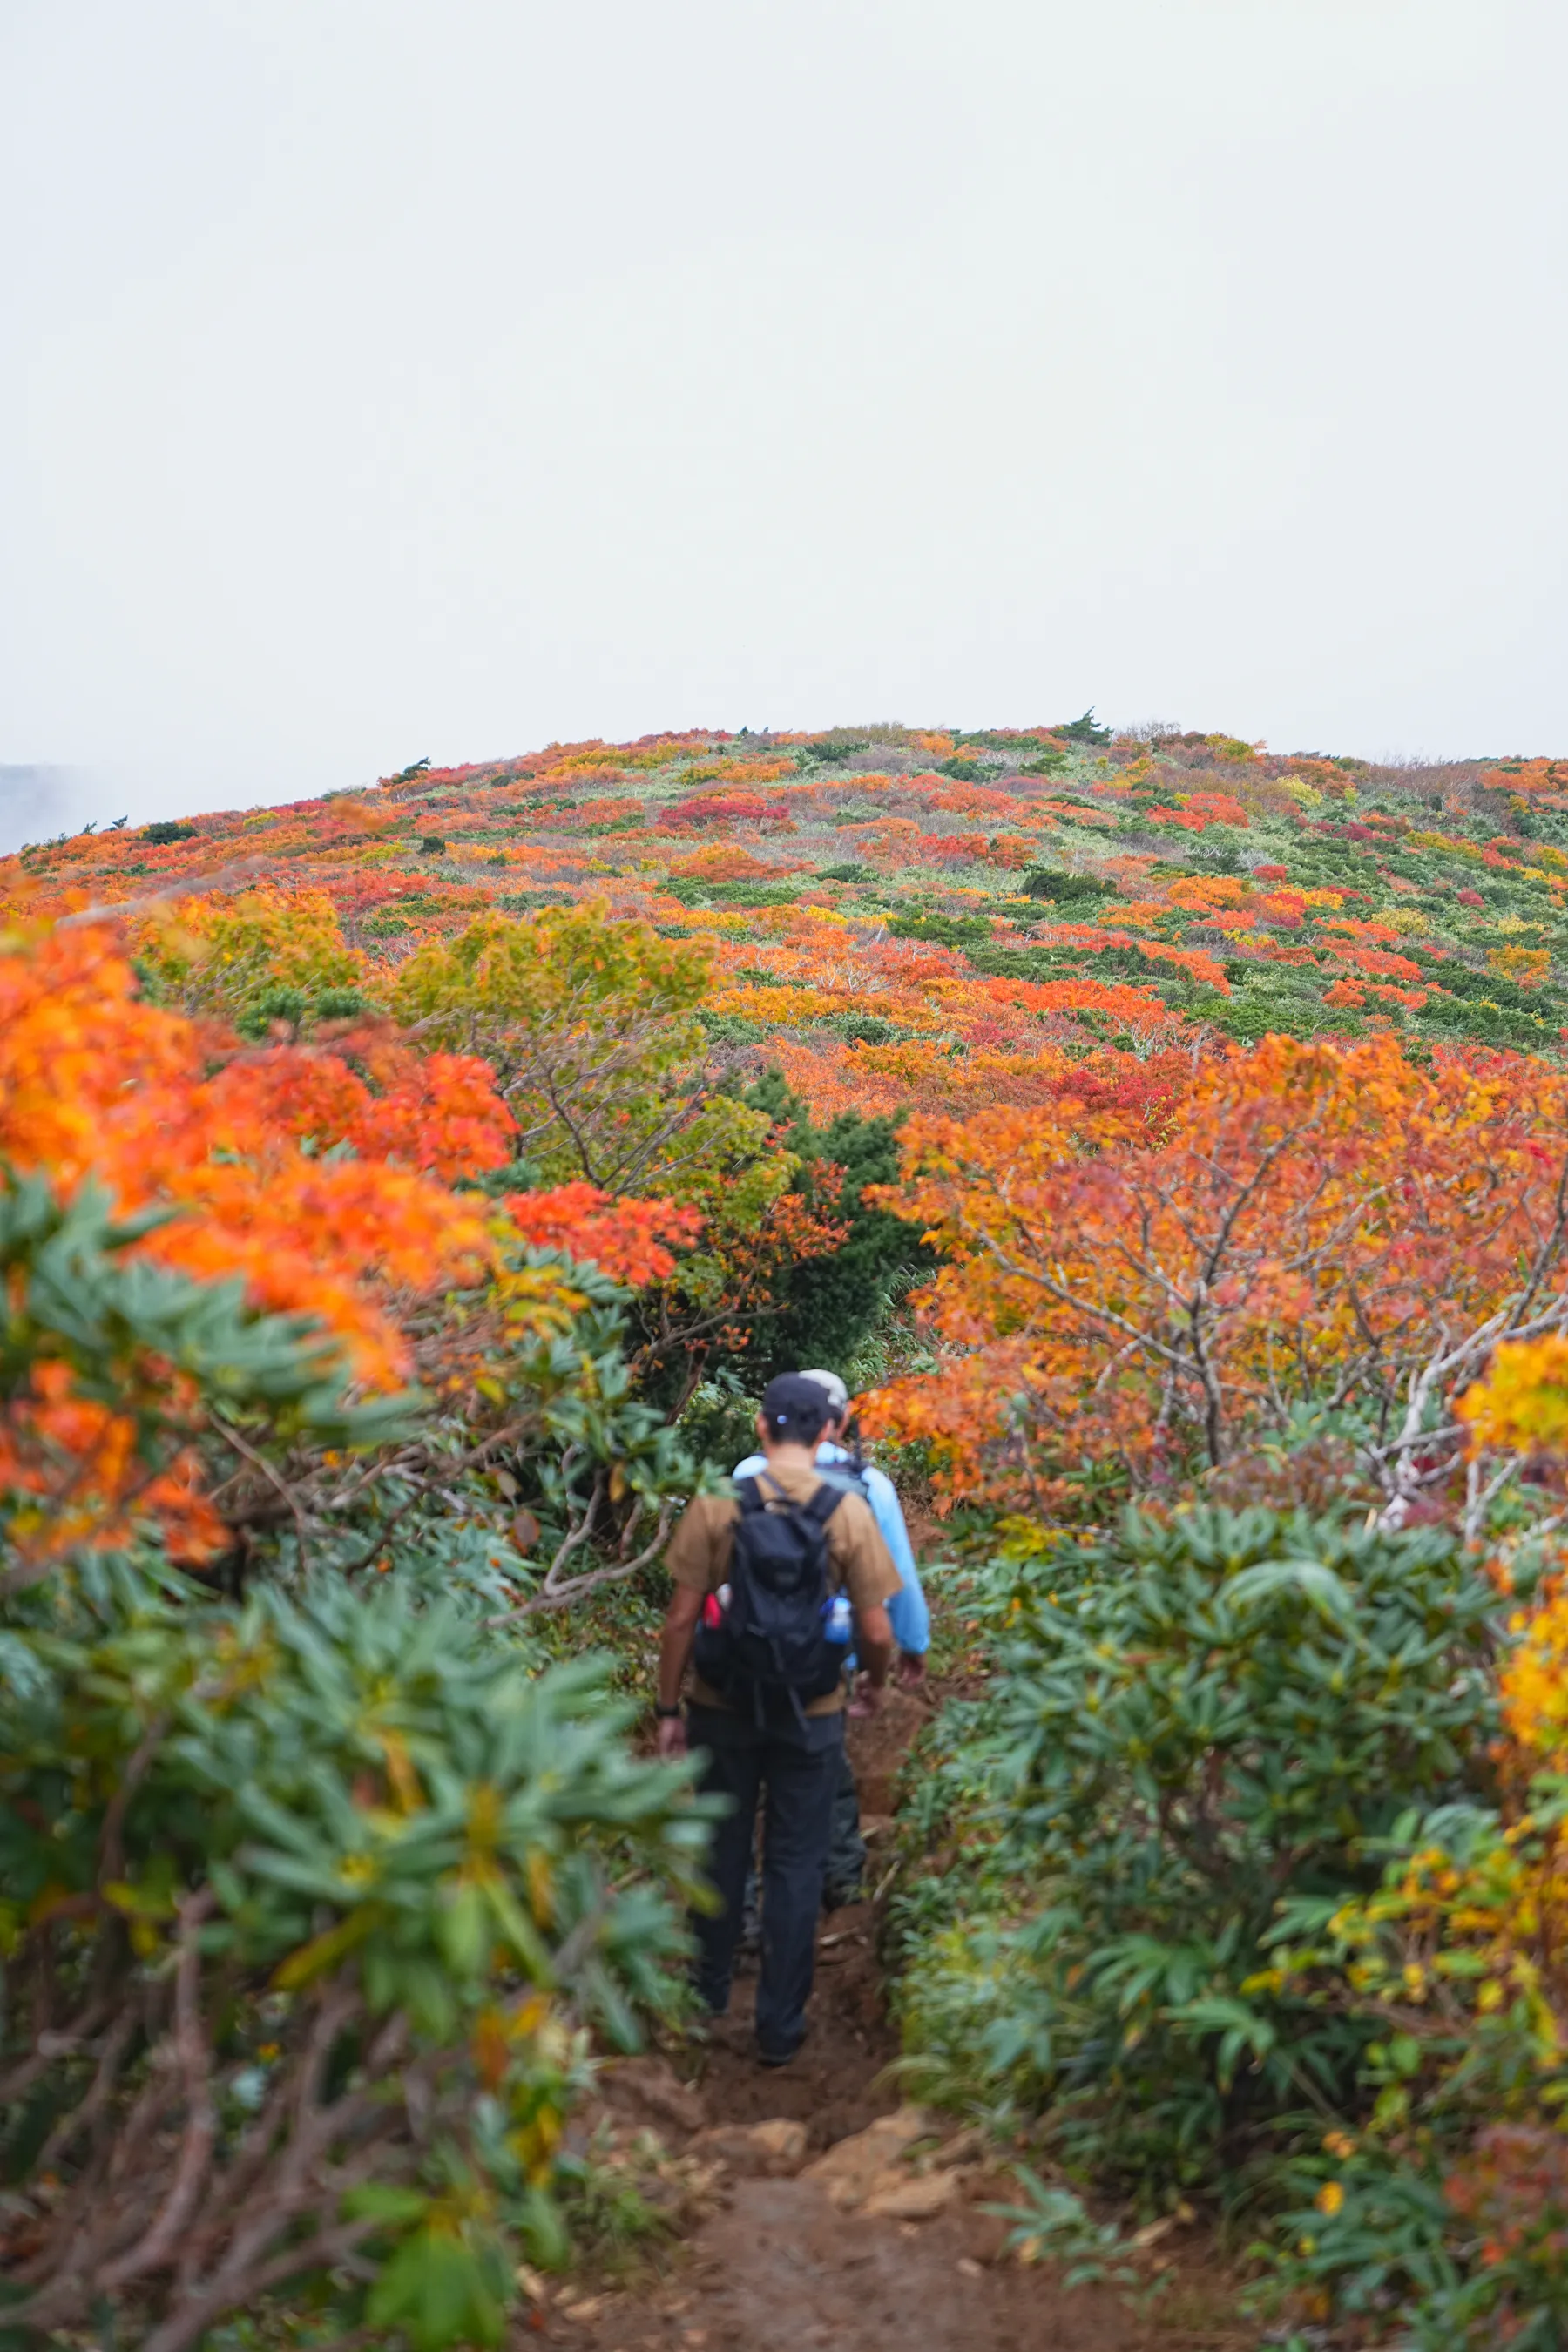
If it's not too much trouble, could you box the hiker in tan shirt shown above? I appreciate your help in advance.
[655,1373,899,2065]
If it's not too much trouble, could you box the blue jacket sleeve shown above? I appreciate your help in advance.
[864,1465,929,1655]
[733,1449,929,1656]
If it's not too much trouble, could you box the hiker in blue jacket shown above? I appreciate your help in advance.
[657,1375,898,2064]
[733,1367,929,1908]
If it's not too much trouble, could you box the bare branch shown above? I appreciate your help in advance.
[213,1421,313,1574]
[486,1498,677,1621]
[99,1892,218,2290]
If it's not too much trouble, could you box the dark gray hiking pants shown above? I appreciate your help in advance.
[688,1705,844,2058]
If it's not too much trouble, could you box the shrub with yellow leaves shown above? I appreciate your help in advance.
[1461,1332,1568,1463]
[1264,1557,1568,2344]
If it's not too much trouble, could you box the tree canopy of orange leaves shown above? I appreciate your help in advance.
[0,923,711,1583]
[767,1035,1191,1125]
[3,924,509,1390]
[862,1032,1568,1517]
[1,923,522,1569]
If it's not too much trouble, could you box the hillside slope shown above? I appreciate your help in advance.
[12,723,1568,1112]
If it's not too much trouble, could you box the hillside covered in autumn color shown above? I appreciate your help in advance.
[19,721,1568,2350]
[16,719,1568,1098]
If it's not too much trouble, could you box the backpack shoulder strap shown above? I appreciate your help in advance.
[803,1479,848,1528]
[733,1476,767,1515]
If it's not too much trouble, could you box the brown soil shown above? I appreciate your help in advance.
[536,1690,1250,2352]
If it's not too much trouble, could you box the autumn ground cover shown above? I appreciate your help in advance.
[17,721,1568,1092]
[14,722,1568,2346]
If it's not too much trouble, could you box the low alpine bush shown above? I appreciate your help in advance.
[0,1568,710,2352]
[892,1508,1500,2207]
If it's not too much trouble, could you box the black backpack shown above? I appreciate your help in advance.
[692,1476,849,1724]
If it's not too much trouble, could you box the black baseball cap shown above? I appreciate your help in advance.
[760,1373,833,1443]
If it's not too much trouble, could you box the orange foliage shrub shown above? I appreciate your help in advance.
[503,1182,700,1286]
[864,1033,1568,1515]
[666,845,790,881]
[1321,977,1429,1010]
[1,926,505,1386]
[766,1036,1187,1126]
[1146,795,1248,833]
[1165,875,1253,909]
[1461,1332,1568,1463]
[1032,923,1141,951]
[2,922,722,1579]
[1490,944,1553,989]
[550,795,646,824]
[654,792,784,830]
[1479,759,1568,798]
[0,923,515,1568]
[1340,947,1425,982]
[1071,899,1173,928]
[976,971,1185,1025]
[1186,908,1261,936]
[1183,790,1252,824]
[1133,939,1231,991]
[696,757,796,782]
[2,1360,233,1573]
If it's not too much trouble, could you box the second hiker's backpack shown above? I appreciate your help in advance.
[813,1453,874,1509]
[692,1476,849,1721]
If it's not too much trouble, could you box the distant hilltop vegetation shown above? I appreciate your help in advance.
[10,720,1568,1102]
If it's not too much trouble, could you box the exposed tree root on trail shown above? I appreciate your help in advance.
[534,1693,1249,2352]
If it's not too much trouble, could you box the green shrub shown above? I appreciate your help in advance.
[887,910,989,948]
[723,1072,937,1378]
[1056,709,1112,746]
[1020,868,1115,905]
[893,1508,1499,2205]
[792,736,870,768]
[233,981,369,1038]
[0,1570,709,2351]
[0,1170,717,2350]
[390,904,774,1206]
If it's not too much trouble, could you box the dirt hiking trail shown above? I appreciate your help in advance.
[534,1692,1250,2352]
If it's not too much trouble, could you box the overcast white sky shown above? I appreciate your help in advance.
[2,0,1565,842]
